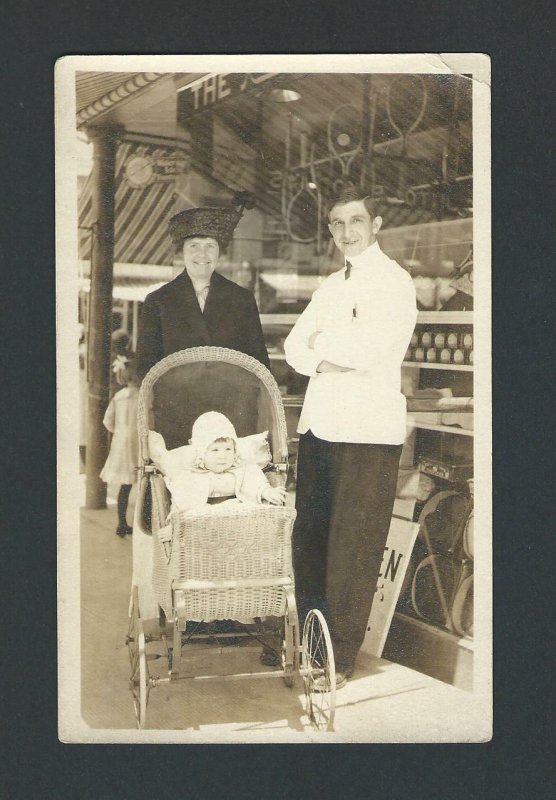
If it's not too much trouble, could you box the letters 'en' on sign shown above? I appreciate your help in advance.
[363,518,420,658]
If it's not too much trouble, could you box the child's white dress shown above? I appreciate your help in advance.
[100,386,139,485]
[167,461,271,514]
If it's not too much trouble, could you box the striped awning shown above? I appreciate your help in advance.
[78,140,187,266]
[75,72,165,128]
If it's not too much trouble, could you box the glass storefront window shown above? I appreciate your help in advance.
[178,72,473,321]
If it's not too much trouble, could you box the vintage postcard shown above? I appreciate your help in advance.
[56,53,491,743]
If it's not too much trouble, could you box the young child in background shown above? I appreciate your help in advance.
[166,411,285,514]
[110,328,131,393]
[100,358,140,537]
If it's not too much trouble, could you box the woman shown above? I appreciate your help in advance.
[134,198,273,654]
[136,195,269,453]
[136,195,269,382]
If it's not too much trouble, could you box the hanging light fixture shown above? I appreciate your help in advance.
[268,87,301,103]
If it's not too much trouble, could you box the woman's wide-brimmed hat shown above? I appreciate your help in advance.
[168,191,256,249]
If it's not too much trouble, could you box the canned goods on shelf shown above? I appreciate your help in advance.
[447,332,458,349]
[462,333,473,349]
[468,350,474,365]
[414,347,425,362]
[410,332,419,348]
[434,332,446,348]
[426,347,437,362]
[440,348,451,363]
[421,331,433,347]
[453,349,465,365]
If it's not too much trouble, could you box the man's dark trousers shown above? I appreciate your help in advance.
[293,430,402,672]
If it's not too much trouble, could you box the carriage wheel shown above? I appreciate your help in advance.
[301,609,336,731]
[126,586,140,689]
[129,621,150,728]
[127,587,150,728]
[282,594,299,688]
[451,573,474,637]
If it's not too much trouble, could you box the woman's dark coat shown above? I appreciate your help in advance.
[136,269,270,380]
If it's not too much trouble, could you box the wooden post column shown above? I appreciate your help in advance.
[85,126,121,509]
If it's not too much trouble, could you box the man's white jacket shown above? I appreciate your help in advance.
[284,241,417,445]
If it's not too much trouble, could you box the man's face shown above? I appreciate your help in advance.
[182,236,220,284]
[203,438,236,473]
[328,200,382,258]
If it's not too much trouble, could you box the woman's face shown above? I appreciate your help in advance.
[182,236,220,285]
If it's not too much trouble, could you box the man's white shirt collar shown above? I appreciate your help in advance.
[345,240,382,271]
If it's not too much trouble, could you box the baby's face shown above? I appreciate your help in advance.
[203,438,235,473]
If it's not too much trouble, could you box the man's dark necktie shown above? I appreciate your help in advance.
[345,261,352,279]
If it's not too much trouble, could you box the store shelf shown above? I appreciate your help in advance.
[406,397,473,413]
[262,311,473,328]
[261,314,299,326]
[281,402,474,437]
[274,356,473,370]
[403,361,473,371]
[416,311,473,325]
[282,395,304,408]
[408,420,473,437]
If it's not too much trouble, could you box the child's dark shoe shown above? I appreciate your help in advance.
[116,523,132,537]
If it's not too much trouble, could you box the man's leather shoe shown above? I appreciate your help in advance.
[333,671,348,690]
[313,670,349,692]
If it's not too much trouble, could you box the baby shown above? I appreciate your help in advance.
[166,411,285,513]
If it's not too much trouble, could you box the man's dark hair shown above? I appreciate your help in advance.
[327,185,377,221]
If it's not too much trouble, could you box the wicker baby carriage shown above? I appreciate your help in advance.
[126,347,336,730]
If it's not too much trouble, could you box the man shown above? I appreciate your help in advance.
[284,186,417,688]
[136,201,269,382]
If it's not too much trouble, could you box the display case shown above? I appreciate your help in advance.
[398,308,474,636]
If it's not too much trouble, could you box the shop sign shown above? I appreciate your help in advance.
[362,517,420,658]
[123,152,190,189]
[178,73,278,119]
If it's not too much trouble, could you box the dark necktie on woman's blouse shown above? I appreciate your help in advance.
[345,261,352,279]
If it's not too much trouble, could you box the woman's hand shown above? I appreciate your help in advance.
[261,486,287,505]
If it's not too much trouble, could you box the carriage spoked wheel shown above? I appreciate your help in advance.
[281,597,300,688]
[126,586,150,729]
[301,609,336,732]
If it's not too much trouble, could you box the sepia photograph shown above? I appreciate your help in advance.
[56,53,491,743]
